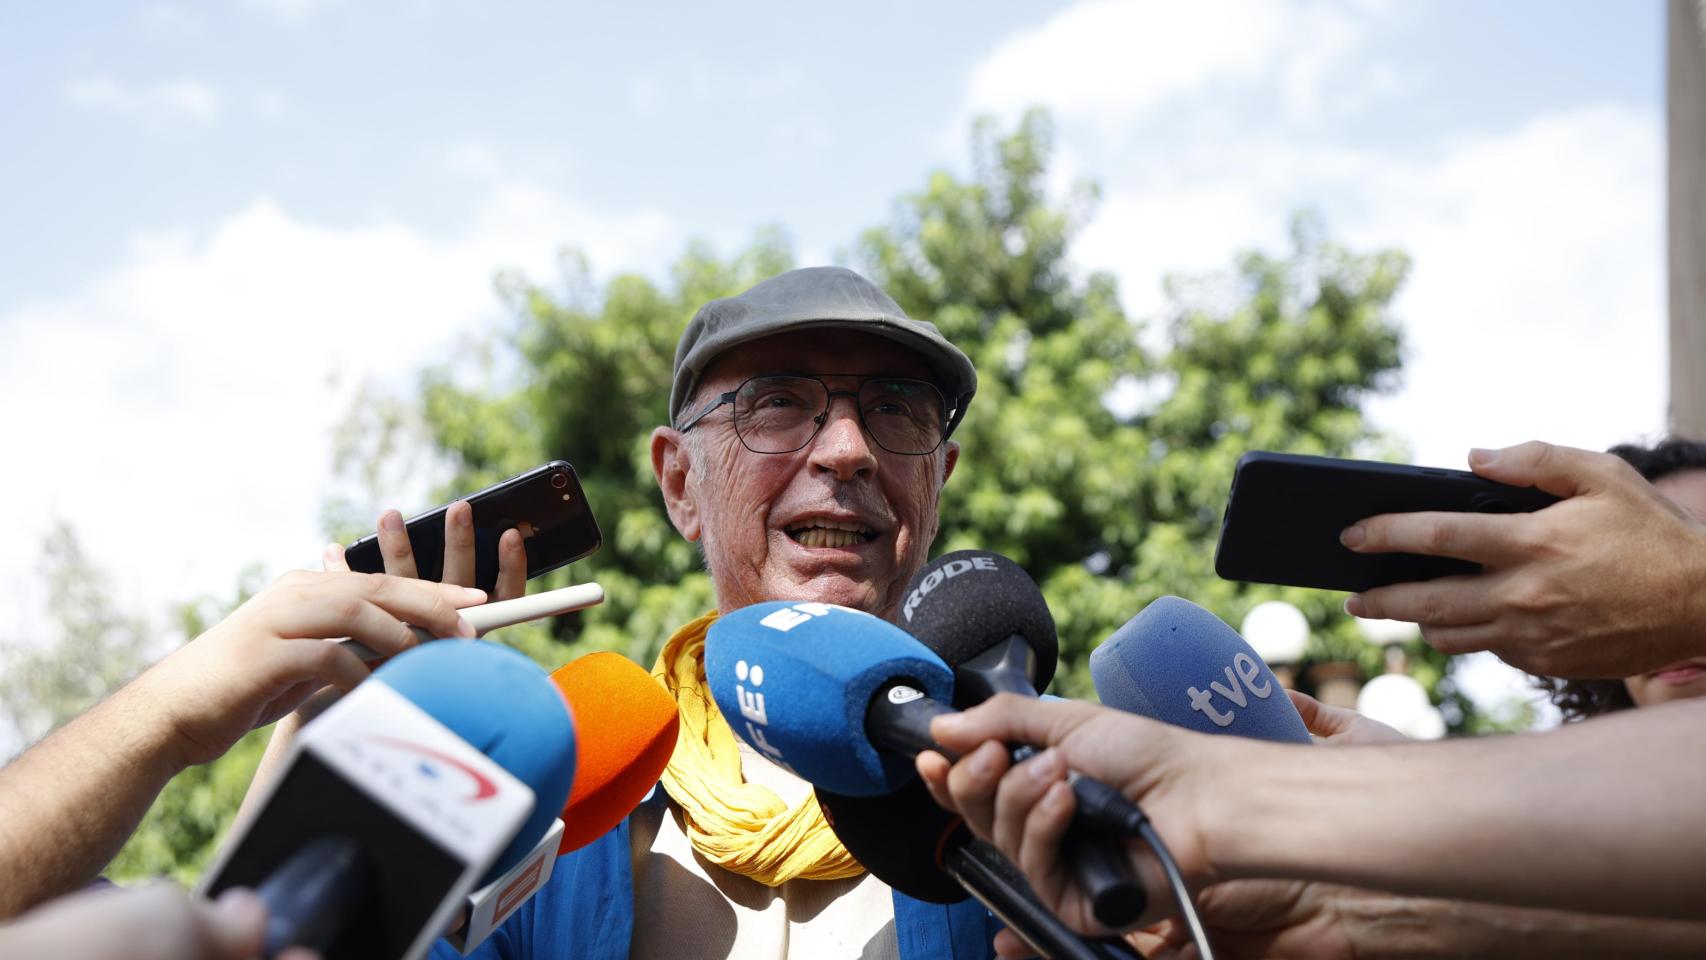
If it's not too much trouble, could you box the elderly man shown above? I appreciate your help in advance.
[413,267,998,959]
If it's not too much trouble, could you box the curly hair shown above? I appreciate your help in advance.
[1536,438,1706,721]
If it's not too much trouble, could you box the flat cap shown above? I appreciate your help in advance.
[669,266,978,438]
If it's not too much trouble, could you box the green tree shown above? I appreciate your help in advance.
[337,109,1489,728]
[0,522,159,758]
[856,110,1425,703]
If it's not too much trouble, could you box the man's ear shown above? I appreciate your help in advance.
[651,426,702,542]
[941,440,960,486]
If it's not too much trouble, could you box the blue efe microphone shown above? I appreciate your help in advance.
[1090,596,1311,744]
[373,639,579,880]
[708,599,1150,840]
[704,600,954,796]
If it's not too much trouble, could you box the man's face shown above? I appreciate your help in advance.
[652,328,959,620]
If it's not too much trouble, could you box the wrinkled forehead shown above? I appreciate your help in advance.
[697,328,936,390]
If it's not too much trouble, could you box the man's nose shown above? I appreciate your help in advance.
[809,394,878,481]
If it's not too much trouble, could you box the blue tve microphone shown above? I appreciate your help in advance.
[704,600,955,796]
[1091,596,1311,744]
[202,640,577,960]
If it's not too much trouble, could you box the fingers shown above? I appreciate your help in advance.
[1285,689,1348,739]
[945,740,1011,839]
[1012,779,1076,913]
[916,750,955,812]
[279,639,371,693]
[1286,689,1408,744]
[1345,573,1497,628]
[496,527,527,602]
[441,501,477,587]
[1466,441,1625,499]
[272,575,482,653]
[201,888,267,960]
[1341,510,1529,566]
[929,693,1100,757]
[322,543,350,573]
[990,927,1036,959]
[995,749,1065,860]
[376,510,419,579]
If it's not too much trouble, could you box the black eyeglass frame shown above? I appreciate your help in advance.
[676,373,954,456]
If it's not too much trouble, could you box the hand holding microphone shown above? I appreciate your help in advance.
[201,639,577,960]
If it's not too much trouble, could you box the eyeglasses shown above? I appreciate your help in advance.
[677,374,951,456]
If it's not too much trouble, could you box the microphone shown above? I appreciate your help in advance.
[899,550,1146,929]
[817,781,1139,960]
[703,601,1147,830]
[1091,596,1311,744]
[200,640,577,960]
[550,652,680,853]
[445,651,679,953]
[704,600,954,796]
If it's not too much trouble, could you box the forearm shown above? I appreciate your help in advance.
[0,675,185,919]
[1221,698,1706,918]
[1342,895,1706,959]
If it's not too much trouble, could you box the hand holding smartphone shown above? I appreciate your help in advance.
[343,461,602,596]
[1214,451,1560,593]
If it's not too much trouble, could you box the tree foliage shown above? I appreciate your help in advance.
[337,110,1481,719]
[1,108,1511,887]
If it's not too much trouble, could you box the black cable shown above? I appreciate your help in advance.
[1134,821,1215,960]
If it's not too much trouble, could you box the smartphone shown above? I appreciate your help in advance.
[344,461,601,594]
[1213,451,1559,593]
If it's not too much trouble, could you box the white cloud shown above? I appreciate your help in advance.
[445,142,505,182]
[65,75,224,124]
[962,0,1661,726]
[0,183,676,620]
[960,0,1381,132]
[237,0,342,24]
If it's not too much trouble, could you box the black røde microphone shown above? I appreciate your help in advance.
[899,550,1146,930]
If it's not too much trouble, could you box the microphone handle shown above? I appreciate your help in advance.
[869,686,1150,837]
[944,840,1141,960]
[254,836,375,957]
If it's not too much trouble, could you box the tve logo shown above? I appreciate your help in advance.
[1185,653,1274,728]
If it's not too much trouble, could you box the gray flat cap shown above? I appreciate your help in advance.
[669,266,978,438]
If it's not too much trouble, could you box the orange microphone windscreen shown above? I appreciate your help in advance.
[548,652,680,854]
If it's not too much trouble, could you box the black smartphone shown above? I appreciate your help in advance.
[1213,451,1559,593]
[344,461,601,594]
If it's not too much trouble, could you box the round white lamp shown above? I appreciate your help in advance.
[1356,673,1443,739]
[1240,600,1309,665]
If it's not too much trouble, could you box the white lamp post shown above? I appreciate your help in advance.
[1241,600,1309,689]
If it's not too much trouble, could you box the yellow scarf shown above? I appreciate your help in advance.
[651,610,864,887]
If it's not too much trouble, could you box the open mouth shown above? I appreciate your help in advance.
[786,519,878,549]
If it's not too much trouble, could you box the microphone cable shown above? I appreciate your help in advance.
[1068,772,1216,960]
[1134,820,1215,960]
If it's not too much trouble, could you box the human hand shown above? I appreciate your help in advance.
[1286,690,1407,745]
[1341,441,1706,677]
[1127,879,1364,960]
[916,694,1233,934]
[0,884,318,960]
[370,501,528,601]
[134,569,485,768]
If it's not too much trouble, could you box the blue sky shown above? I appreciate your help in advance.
[0,1,1667,719]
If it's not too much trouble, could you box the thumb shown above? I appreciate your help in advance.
[201,888,266,959]
[1465,441,1622,500]
[1286,689,1356,740]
